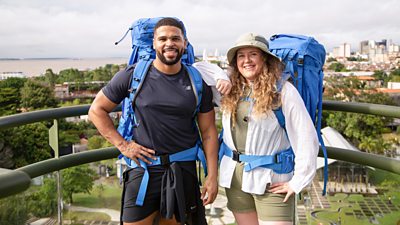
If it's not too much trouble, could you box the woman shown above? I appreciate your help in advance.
[219,33,319,224]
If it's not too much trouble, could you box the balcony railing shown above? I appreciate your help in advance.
[0,101,399,199]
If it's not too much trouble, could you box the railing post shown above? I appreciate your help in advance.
[49,119,63,225]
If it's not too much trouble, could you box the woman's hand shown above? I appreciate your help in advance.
[216,79,232,95]
[268,182,295,202]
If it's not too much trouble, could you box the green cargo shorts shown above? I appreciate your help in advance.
[225,163,295,221]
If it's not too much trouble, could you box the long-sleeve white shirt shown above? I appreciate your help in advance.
[192,61,228,105]
[219,82,319,194]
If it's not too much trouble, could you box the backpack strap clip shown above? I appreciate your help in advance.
[231,150,241,162]
[297,57,304,65]
[159,154,170,166]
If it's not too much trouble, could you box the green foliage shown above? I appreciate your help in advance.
[324,76,366,101]
[0,77,27,116]
[87,135,108,150]
[388,68,400,82]
[326,57,337,62]
[324,76,395,154]
[0,77,26,89]
[390,68,400,76]
[20,79,57,110]
[326,112,390,153]
[368,168,400,188]
[0,87,20,116]
[373,70,389,85]
[0,194,29,225]
[73,179,122,210]
[58,68,82,84]
[62,165,96,203]
[0,122,52,168]
[327,62,346,72]
[44,69,57,88]
[28,178,57,217]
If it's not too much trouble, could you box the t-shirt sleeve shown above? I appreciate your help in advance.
[102,65,135,104]
[199,80,214,113]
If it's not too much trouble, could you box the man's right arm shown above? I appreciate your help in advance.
[88,90,155,165]
[89,90,125,149]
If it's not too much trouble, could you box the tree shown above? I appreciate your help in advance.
[62,165,96,203]
[58,68,82,83]
[324,76,395,154]
[44,68,57,88]
[87,135,104,150]
[20,79,57,110]
[373,70,388,85]
[0,87,20,116]
[0,122,52,168]
[326,57,337,63]
[0,77,27,116]
[28,178,57,217]
[327,62,346,72]
[0,195,29,225]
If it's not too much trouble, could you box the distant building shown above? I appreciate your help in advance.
[387,82,400,89]
[359,39,399,63]
[333,43,351,58]
[0,72,26,80]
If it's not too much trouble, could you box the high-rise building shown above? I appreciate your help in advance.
[360,41,369,55]
[333,43,351,58]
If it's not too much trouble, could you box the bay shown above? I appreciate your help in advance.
[0,58,127,77]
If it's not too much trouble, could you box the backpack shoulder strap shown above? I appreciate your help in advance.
[130,59,154,106]
[183,63,203,117]
[117,59,153,140]
[273,72,291,129]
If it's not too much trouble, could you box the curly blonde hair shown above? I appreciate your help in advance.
[221,53,284,123]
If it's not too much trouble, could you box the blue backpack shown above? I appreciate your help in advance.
[114,17,207,206]
[269,34,328,195]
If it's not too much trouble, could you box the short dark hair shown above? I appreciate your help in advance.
[154,17,185,37]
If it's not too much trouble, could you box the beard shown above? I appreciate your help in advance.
[156,47,185,65]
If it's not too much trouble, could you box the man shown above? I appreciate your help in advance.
[89,18,219,225]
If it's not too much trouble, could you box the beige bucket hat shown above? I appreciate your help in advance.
[226,33,279,65]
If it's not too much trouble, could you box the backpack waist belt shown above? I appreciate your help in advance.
[123,145,199,206]
[220,142,295,174]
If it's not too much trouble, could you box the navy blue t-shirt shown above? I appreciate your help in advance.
[102,64,213,155]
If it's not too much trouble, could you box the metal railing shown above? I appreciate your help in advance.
[0,101,399,199]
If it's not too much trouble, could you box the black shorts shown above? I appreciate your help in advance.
[121,161,205,223]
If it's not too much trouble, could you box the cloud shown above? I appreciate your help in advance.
[0,0,399,58]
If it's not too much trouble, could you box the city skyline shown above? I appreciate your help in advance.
[1,0,399,58]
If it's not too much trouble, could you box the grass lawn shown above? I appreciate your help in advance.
[73,177,122,210]
[310,192,400,225]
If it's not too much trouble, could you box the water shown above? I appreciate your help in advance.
[0,58,127,77]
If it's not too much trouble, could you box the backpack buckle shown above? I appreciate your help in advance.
[298,58,304,65]
[159,154,170,166]
[274,153,281,163]
[232,151,241,162]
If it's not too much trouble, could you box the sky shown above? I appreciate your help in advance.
[0,0,399,59]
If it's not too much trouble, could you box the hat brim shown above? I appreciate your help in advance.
[227,44,280,65]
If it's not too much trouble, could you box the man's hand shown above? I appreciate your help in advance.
[216,79,232,95]
[118,141,156,166]
[201,176,218,205]
[268,182,295,202]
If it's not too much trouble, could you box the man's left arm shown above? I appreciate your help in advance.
[197,109,219,205]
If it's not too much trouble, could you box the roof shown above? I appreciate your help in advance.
[317,126,360,169]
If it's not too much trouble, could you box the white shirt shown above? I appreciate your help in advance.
[192,61,229,105]
[219,82,319,194]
